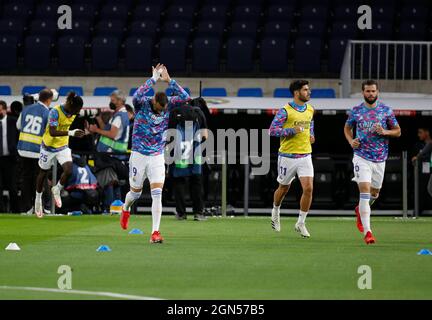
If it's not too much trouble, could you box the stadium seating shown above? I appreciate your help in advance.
[233,5,261,21]
[35,2,60,19]
[159,37,187,72]
[328,38,349,74]
[124,36,153,71]
[196,21,225,38]
[166,5,196,20]
[398,21,427,40]
[267,5,295,22]
[0,86,12,95]
[22,86,45,95]
[299,5,328,20]
[3,3,31,20]
[226,37,255,72]
[91,37,119,70]
[100,4,129,20]
[311,89,336,98]
[58,20,92,41]
[95,20,125,38]
[129,21,158,38]
[262,21,292,38]
[0,36,17,69]
[273,88,293,98]
[260,38,289,72]
[237,88,263,97]
[163,20,192,37]
[71,3,96,20]
[29,19,57,39]
[58,86,84,96]
[0,0,431,77]
[200,4,228,20]
[133,4,162,21]
[93,87,118,96]
[297,20,326,36]
[24,36,52,70]
[231,21,259,37]
[201,88,227,97]
[192,37,221,72]
[293,37,322,74]
[330,21,357,39]
[58,36,86,70]
[0,19,25,44]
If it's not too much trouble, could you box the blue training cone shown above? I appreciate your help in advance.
[96,245,112,252]
[129,228,144,235]
[417,249,432,255]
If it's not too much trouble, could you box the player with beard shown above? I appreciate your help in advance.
[344,80,401,244]
[269,80,315,237]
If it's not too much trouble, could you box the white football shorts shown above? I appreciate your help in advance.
[277,155,314,186]
[38,147,72,170]
[352,154,386,189]
[129,151,165,189]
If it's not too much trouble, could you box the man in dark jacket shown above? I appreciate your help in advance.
[168,101,208,221]
[0,100,19,212]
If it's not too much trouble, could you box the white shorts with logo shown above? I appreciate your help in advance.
[129,151,165,189]
[38,147,72,170]
[352,155,386,189]
[277,155,314,185]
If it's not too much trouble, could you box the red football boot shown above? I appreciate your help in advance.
[150,231,164,244]
[355,206,364,233]
[120,209,130,230]
[364,231,376,245]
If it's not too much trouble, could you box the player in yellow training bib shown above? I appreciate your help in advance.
[268,80,315,237]
[34,91,85,218]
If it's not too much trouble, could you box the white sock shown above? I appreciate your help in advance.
[297,210,308,224]
[56,181,64,191]
[123,190,142,211]
[359,193,371,234]
[272,204,280,217]
[151,188,162,232]
[36,192,42,202]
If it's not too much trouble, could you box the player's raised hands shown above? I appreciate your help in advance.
[160,66,172,83]
[152,63,164,82]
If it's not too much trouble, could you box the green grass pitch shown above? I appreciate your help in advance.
[0,214,431,300]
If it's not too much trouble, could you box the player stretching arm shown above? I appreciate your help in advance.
[120,64,191,244]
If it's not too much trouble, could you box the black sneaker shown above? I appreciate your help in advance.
[175,213,187,220]
[194,214,208,221]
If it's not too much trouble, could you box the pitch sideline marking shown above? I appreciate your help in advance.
[0,285,162,300]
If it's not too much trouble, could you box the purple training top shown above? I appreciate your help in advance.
[132,78,190,156]
[346,101,399,162]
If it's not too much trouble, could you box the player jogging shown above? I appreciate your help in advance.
[34,92,85,218]
[344,80,401,245]
[120,64,191,244]
[269,80,315,238]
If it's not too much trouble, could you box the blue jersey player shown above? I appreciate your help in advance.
[120,64,191,243]
[344,80,401,245]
